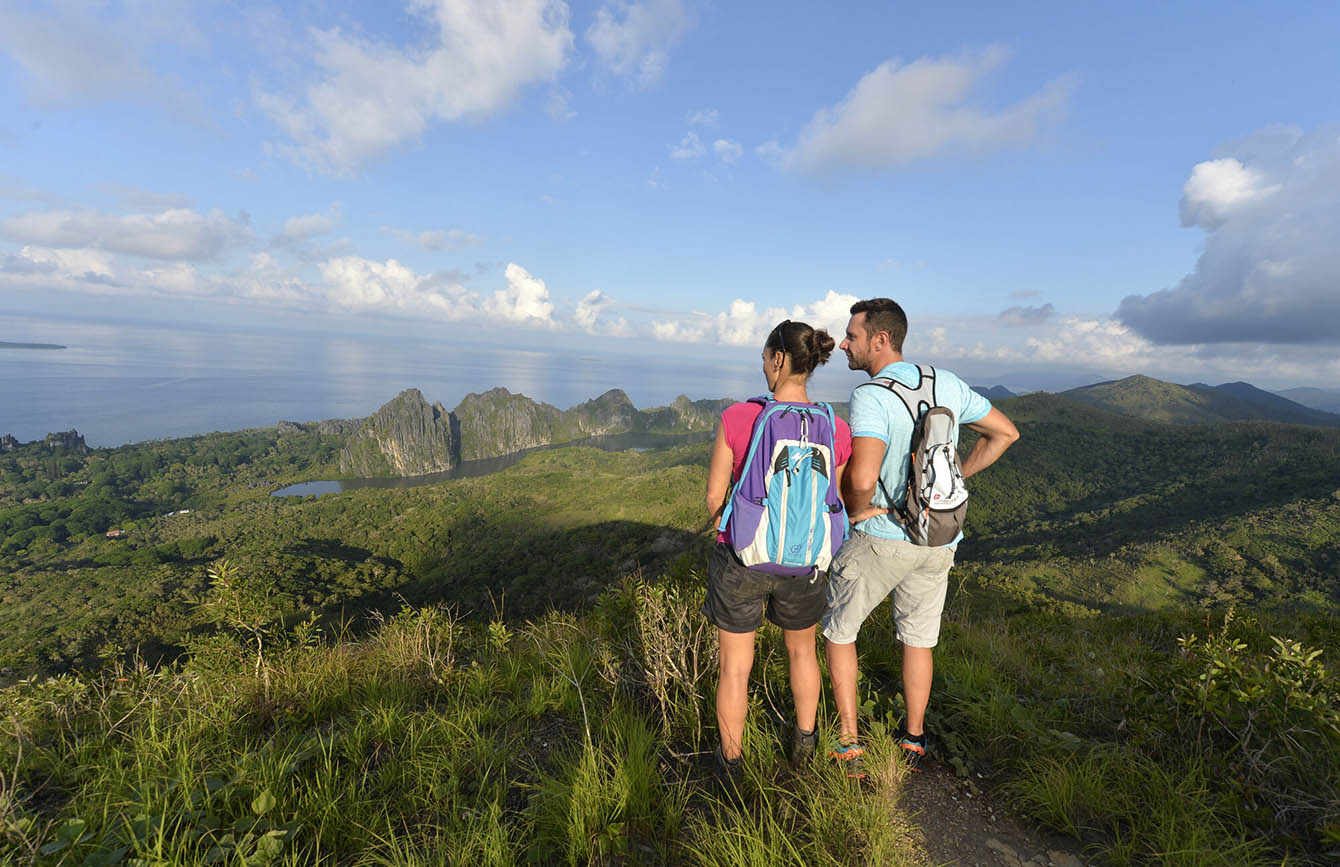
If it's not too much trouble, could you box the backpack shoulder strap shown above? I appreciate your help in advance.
[815,400,836,435]
[717,397,781,532]
[856,365,938,422]
[854,367,939,520]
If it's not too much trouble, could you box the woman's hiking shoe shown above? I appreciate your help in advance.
[898,733,927,773]
[789,725,818,768]
[828,740,867,779]
[713,743,745,801]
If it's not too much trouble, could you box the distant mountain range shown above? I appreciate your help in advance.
[1276,386,1340,415]
[1059,375,1340,427]
[972,385,1017,401]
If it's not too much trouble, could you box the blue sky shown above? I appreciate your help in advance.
[3,0,1340,392]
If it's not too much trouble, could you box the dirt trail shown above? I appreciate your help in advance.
[899,763,1094,867]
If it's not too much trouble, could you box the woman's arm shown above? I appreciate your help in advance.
[706,422,734,527]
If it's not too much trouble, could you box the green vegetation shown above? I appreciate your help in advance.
[2,573,925,865]
[1062,374,1340,427]
[2,390,1340,863]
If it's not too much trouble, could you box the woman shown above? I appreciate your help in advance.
[704,319,852,784]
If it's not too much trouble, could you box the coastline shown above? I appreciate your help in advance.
[0,340,67,350]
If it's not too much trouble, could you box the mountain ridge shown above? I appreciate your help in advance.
[338,387,732,476]
[1060,374,1340,427]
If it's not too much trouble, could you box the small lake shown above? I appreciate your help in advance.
[271,430,713,497]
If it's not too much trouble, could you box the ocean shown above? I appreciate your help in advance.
[1,315,859,448]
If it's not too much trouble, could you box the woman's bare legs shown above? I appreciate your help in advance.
[783,625,821,731]
[716,628,756,760]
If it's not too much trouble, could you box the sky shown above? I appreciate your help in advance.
[3,0,1340,393]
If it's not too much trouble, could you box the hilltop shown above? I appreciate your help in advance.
[1060,374,1340,426]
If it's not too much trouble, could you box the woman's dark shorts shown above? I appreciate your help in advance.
[701,542,827,633]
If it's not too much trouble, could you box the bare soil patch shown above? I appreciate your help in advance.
[898,762,1094,867]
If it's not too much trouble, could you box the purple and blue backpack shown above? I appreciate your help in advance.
[717,397,849,576]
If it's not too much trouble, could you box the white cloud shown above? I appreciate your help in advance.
[669,131,705,159]
[0,0,207,122]
[280,213,338,243]
[585,0,693,89]
[3,244,234,300]
[687,108,718,126]
[755,140,785,166]
[318,256,477,318]
[651,319,710,342]
[713,139,743,164]
[257,0,573,173]
[1118,125,1340,344]
[16,245,117,280]
[381,226,480,250]
[1,240,564,328]
[1024,316,1163,367]
[0,3,155,104]
[0,207,250,260]
[486,263,556,325]
[1179,157,1280,229]
[775,46,1074,174]
[574,289,631,335]
[228,252,312,303]
[998,303,1055,326]
[652,290,859,346]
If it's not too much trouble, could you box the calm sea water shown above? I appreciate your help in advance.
[1,315,857,448]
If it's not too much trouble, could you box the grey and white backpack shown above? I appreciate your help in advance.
[858,364,968,546]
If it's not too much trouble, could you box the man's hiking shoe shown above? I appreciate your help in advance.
[898,733,927,773]
[789,725,818,768]
[828,740,867,779]
[713,743,745,801]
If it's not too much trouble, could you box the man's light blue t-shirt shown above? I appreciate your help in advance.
[849,361,991,544]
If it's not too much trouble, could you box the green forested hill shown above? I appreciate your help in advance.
[1061,374,1340,426]
[960,393,1340,612]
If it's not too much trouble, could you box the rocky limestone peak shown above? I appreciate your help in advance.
[670,395,731,430]
[44,430,88,453]
[452,387,566,462]
[339,388,456,477]
[569,389,638,436]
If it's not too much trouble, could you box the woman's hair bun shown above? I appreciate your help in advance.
[765,319,835,376]
[809,329,835,367]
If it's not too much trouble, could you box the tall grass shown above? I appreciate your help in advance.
[5,564,1336,865]
[899,595,1340,865]
[1,574,921,866]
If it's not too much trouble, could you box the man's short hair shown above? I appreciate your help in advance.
[850,298,908,352]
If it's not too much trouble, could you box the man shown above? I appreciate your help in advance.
[822,298,1019,774]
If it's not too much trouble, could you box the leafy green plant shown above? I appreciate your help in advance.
[1172,613,1340,852]
[196,560,280,693]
